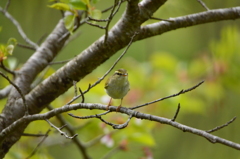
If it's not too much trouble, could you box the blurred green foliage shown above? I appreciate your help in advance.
[49,0,102,33]
[0,38,17,62]
[1,0,240,159]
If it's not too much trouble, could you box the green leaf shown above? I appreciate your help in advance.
[7,57,18,70]
[64,15,75,34]
[48,3,71,11]
[6,45,14,55]
[70,0,87,10]
[7,38,17,46]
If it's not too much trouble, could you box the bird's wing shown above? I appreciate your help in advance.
[104,79,109,89]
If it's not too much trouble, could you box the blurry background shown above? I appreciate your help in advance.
[1,0,240,158]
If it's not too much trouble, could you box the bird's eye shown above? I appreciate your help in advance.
[116,73,122,76]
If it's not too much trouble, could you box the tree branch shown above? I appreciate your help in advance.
[0,71,29,115]
[206,117,237,133]
[17,43,36,51]
[25,129,51,159]
[24,7,240,116]
[103,0,123,43]
[4,0,11,11]
[130,81,204,110]
[1,102,240,150]
[0,7,38,49]
[0,61,15,75]
[66,32,138,105]
[171,104,181,122]
[197,0,210,11]
[1,2,240,157]
[45,119,78,139]
[46,105,90,159]
[138,7,240,40]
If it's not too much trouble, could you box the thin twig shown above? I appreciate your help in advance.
[48,59,71,65]
[96,116,117,127]
[104,0,122,44]
[197,0,210,11]
[4,0,11,11]
[206,117,237,133]
[86,0,123,43]
[46,105,90,159]
[101,0,126,13]
[59,124,67,130]
[78,87,85,103]
[0,71,29,115]
[68,110,111,119]
[96,115,132,129]
[17,43,36,51]
[103,0,118,43]
[45,119,78,139]
[66,32,138,105]
[22,133,48,137]
[85,21,106,29]
[25,129,51,159]
[130,81,204,110]
[102,30,138,73]
[150,17,174,22]
[102,6,114,13]
[0,7,38,49]
[0,61,16,75]
[67,84,90,105]
[37,33,48,45]
[112,115,132,129]
[57,10,84,44]
[87,17,109,22]
[171,103,180,121]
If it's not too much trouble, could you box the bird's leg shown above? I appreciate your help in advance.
[116,98,123,112]
[106,98,112,110]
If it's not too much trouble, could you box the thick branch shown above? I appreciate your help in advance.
[1,103,240,150]
[7,19,69,98]
[0,18,71,158]
[1,2,240,157]
[137,7,240,40]
[25,7,240,115]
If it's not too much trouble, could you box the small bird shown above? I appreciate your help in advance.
[105,68,130,111]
